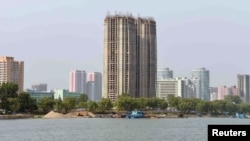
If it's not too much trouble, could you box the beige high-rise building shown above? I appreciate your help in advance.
[0,56,24,94]
[103,13,157,101]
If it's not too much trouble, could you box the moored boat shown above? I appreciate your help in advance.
[125,109,143,118]
[235,112,246,118]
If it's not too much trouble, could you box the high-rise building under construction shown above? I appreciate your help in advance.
[103,12,157,101]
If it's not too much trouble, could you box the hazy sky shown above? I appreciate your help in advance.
[1,0,250,90]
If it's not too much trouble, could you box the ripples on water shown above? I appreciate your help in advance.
[0,118,249,141]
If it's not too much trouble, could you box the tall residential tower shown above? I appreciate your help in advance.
[0,56,24,93]
[69,70,86,93]
[237,74,250,103]
[192,67,210,100]
[86,72,102,101]
[103,12,157,101]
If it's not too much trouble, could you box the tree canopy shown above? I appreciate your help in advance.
[0,82,18,110]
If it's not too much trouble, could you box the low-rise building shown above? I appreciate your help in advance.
[54,89,81,100]
[26,89,54,103]
[31,83,47,92]
[156,78,184,100]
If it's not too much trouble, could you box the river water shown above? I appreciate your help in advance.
[0,117,249,141]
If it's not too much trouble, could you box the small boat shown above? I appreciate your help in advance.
[131,110,143,118]
[125,109,143,118]
[235,112,246,118]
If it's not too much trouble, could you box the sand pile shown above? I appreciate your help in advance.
[43,110,94,118]
[66,111,94,118]
[87,112,95,118]
[64,112,79,118]
[43,111,65,119]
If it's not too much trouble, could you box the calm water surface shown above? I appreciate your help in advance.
[0,117,249,141]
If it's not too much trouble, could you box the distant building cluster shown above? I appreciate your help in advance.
[156,67,210,101]
[69,70,102,102]
[156,67,250,103]
[27,70,103,103]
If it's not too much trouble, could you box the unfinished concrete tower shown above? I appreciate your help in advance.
[103,12,157,101]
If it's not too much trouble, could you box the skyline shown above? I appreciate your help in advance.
[1,0,250,90]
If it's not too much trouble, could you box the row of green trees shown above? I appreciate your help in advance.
[41,94,168,114]
[110,94,250,116]
[114,94,168,111]
[167,94,250,115]
[1,82,250,115]
[33,94,168,114]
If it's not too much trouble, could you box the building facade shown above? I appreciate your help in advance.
[54,89,82,101]
[217,86,228,100]
[192,67,210,101]
[210,87,218,101]
[26,89,53,103]
[103,13,157,101]
[157,68,173,80]
[230,85,239,96]
[86,72,102,101]
[217,85,239,100]
[182,77,197,98]
[156,78,184,100]
[210,92,217,101]
[69,70,86,93]
[237,74,250,103]
[0,56,24,93]
[31,83,47,91]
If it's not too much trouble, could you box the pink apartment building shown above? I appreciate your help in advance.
[217,85,239,100]
[69,70,86,93]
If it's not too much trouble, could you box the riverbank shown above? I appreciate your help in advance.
[0,114,34,119]
[42,111,179,119]
[1,110,244,120]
